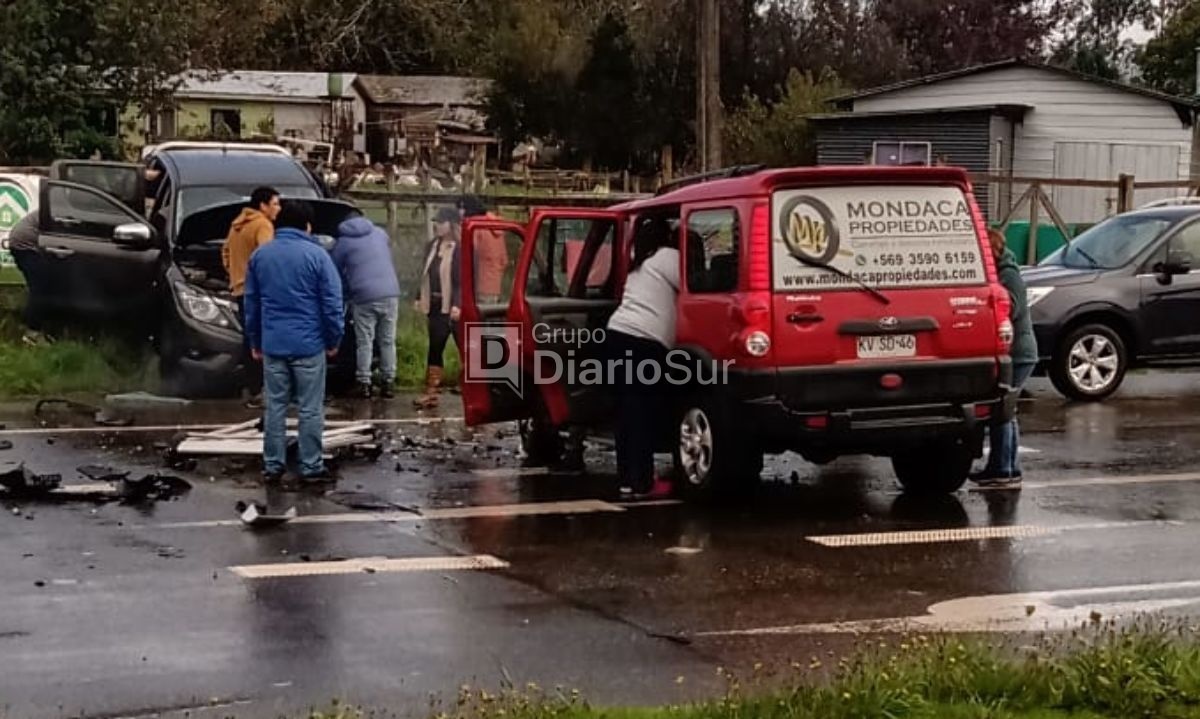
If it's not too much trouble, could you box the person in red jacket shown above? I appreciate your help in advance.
[459,195,508,305]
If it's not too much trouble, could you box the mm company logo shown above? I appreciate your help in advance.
[464,323,524,398]
[780,194,840,265]
[0,183,31,232]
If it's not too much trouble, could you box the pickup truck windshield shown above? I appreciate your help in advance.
[178,185,318,223]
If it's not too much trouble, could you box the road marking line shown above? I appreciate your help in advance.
[229,554,508,579]
[698,579,1200,636]
[0,416,465,437]
[471,466,581,478]
[981,446,1041,455]
[974,472,1200,491]
[807,520,1180,548]
[149,499,625,529]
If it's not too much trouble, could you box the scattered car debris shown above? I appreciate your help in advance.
[118,475,192,504]
[174,419,379,457]
[0,463,63,496]
[236,501,298,528]
[77,466,131,483]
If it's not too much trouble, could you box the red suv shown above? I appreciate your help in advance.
[458,166,1017,498]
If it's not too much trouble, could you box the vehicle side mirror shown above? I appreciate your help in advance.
[113,222,154,249]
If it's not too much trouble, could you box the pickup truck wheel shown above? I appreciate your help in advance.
[891,436,973,495]
[519,413,564,467]
[1049,323,1127,402]
[673,399,761,502]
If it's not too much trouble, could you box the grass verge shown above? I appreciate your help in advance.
[0,288,157,399]
[0,288,456,399]
[311,625,1200,719]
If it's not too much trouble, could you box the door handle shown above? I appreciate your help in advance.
[44,247,75,259]
[787,313,823,325]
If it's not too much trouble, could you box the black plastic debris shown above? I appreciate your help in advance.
[77,465,131,483]
[118,475,192,505]
[0,463,63,496]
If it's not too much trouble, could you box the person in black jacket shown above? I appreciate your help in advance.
[413,207,461,409]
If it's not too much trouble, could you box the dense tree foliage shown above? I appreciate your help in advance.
[0,0,1192,166]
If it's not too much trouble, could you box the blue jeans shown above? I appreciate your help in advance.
[351,298,399,384]
[986,362,1036,476]
[263,353,327,476]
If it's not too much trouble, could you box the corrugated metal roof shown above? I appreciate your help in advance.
[175,71,359,102]
[830,59,1200,114]
[355,75,491,107]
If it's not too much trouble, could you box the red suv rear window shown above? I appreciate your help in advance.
[771,184,986,291]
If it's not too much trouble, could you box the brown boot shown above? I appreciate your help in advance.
[413,367,444,409]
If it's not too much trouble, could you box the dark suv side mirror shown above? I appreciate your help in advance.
[113,222,155,250]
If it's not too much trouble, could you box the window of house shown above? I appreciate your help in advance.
[148,108,177,140]
[210,109,242,138]
[686,208,739,293]
[873,141,932,166]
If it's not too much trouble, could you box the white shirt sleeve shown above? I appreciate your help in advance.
[651,248,681,291]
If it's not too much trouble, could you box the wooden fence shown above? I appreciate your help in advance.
[969,172,1200,264]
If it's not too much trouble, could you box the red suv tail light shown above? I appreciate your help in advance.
[748,203,771,292]
[990,284,1014,353]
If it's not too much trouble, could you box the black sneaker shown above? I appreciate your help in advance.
[971,470,1023,488]
[262,470,284,484]
[301,470,337,485]
[378,382,395,399]
[356,382,373,399]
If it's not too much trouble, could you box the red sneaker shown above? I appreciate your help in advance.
[618,476,675,501]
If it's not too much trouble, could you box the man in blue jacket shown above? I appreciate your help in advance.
[332,216,401,399]
[244,201,345,483]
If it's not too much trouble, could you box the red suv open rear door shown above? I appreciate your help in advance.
[459,217,530,426]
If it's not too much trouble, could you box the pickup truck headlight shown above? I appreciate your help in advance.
[1026,287,1054,307]
[175,282,236,328]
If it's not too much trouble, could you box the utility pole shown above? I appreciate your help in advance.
[696,0,722,171]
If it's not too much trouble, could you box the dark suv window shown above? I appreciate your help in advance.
[1167,221,1200,265]
[1046,214,1173,270]
[686,208,739,293]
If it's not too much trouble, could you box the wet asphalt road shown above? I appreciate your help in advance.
[2,371,1200,718]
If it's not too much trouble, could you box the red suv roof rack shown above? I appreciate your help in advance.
[655,164,765,196]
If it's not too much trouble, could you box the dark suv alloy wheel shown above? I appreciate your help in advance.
[1049,323,1128,402]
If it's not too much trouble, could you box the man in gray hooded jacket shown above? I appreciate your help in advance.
[332,216,401,399]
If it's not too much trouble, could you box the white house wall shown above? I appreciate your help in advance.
[853,66,1193,222]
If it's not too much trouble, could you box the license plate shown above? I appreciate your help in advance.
[857,334,916,359]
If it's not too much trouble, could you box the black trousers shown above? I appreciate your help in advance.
[607,330,670,492]
[235,296,263,394]
[427,312,458,368]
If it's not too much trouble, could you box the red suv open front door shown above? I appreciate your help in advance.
[512,209,624,427]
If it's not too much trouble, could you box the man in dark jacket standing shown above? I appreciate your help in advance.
[244,201,344,483]
[973,228,1038,487]
[332,216,401,399]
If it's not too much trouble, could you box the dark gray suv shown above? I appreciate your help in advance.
[1024,203,1200,401]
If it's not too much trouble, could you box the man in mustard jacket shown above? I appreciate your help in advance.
[223,187,281,397]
